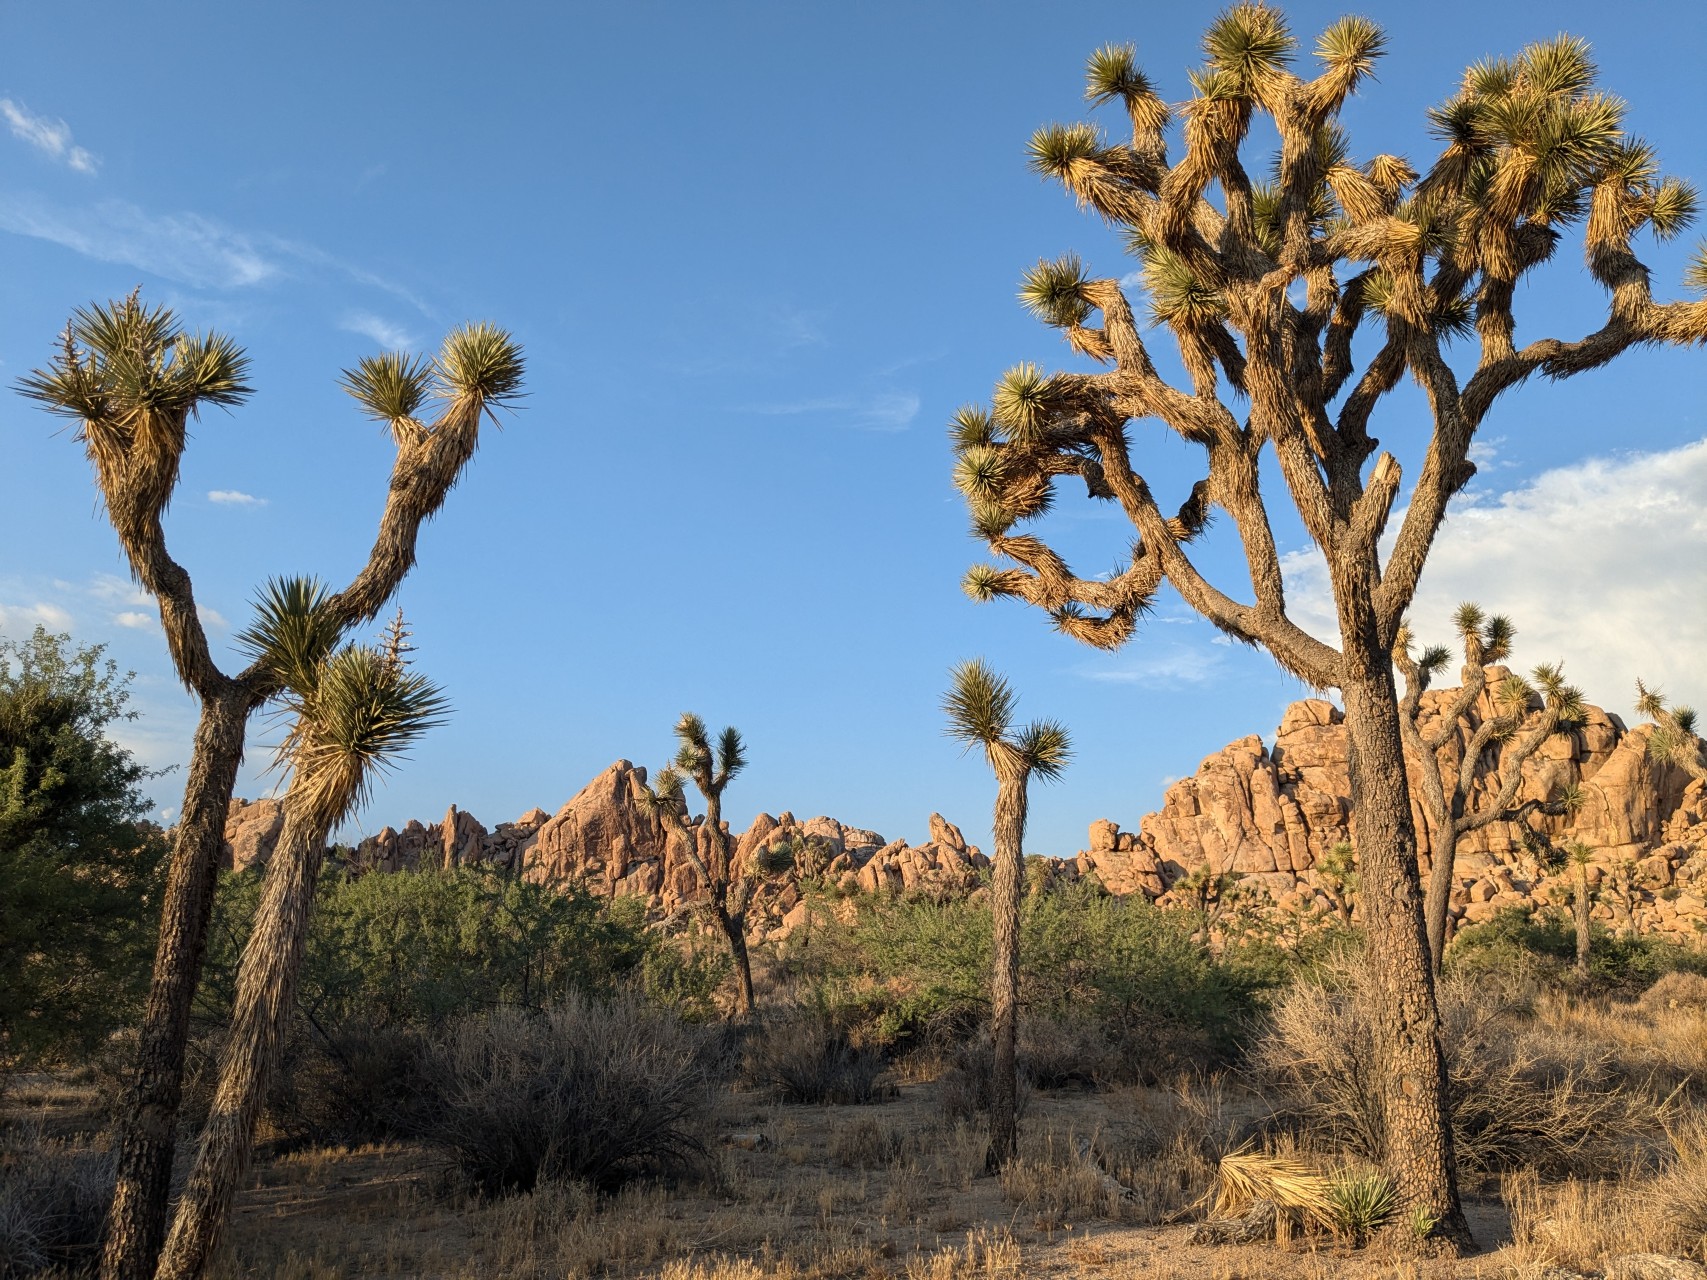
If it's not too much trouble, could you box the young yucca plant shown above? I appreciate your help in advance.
[1328,1167,1399,1244]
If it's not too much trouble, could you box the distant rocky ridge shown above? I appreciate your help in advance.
[221,674,1707,945]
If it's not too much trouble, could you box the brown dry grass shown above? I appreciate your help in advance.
[9,981,1707,1279]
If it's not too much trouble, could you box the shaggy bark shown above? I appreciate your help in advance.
[986,773,1028,1170]
[153,808,331,1280]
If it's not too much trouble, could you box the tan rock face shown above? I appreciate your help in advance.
[216,683,1707,946]
[222,798,285,872]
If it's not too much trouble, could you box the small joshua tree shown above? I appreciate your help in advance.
[1565,838,1596,975]
[19,295,522,1280]
[1395,604,1583,969]
[1637,680,1706,783]
[1318,840,1360,925]
[942,659,1070,1169]
[155,589,446,1280]
[640,714,757,1018]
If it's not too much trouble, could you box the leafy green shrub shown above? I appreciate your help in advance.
[201,865,653,1030]
[1446,905,1707,991]
[796,881,1261,1069]
[418,994,713,1195]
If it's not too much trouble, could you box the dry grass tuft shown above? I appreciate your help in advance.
[903,1228,1021,1280]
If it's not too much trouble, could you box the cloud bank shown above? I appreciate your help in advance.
[1281,437,1707,719]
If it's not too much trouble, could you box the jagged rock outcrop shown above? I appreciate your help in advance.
[1110,685,1707,942]
[215,681,1707,945]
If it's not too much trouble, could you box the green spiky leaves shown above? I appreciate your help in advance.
[1028,122,1102,181]
[1202,4,1295,88]
[953,445,1007,502]
[962,565,1004,602]
[1649,179,1699,241]
[340,352,432,426]
[436,323,526,408]
[1141,248,1228,327]
[991,362,1056,443]
[943,658,1071,782]
[1314,16,1384,83]
[1020,254,1092,329]
[1015,719,1073,781]
[1685,245,1707,293]
[943,658,1016,750]
[950,405,996,450]
[19,295,253,424]
[237,577,342,696]
[1086,43,1152,105]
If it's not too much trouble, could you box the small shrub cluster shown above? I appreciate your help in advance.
[742,1018,886,1105]
[418,993,714,1195]
[1446,905,1707,992]
[0,1123,111,1279]
[794,881,1262,1072]
[1254,950,1633,1176]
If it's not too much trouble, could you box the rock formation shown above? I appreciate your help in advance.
[217,679,1707,946]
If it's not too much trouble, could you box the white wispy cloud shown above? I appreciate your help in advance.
[113,610,156,630]
[0,599,74,633]
[0,195,276,288]
[339,311,417,350]
[1,98,97,173]
[198,606,228,629]
[747,390,920,432]
[1077,643,1225,688]
[208,489,266,506]
[83,573,151,607]
[1281,437,1707,718]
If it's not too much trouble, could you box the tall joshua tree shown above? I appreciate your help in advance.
[640,714,756,1018]
[941,659,1070,1170]
[19,295,523,1280]
[1637,680,1706,782]
[1395,603,1583,968]
[156,591,446,1280]
[950,9,1705,1241]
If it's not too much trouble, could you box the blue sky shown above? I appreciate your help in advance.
[2,1,1703,856]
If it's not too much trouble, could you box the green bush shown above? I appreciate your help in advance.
[795,880,1262,1068]
[1445,905,1707,991]
[200,865,655,1031]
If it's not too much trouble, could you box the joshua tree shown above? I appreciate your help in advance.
[1565,838,1596,975]
[949,9,1704,1238]
[1318,840,1359,925]
[639,714,757,1018]
[155,590,446,1280]
[1637,680,1706,782]
[1395,604,1583,968]
[19,295,522,1280]
[942,659,1070,1169]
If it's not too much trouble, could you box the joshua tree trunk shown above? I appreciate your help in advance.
[986,771,1027,1171]
[1340,665,1469,1247]
[100,685,254,1280]
[716,902,755,1020]
[1574,863,1593,975]
[154,808,331,1280]
[1423,825,1461,976]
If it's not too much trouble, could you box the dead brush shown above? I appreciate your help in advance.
[1204,1145,1337,1239]
[903,1227,1021,1280]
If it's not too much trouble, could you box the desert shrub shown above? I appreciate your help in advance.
[1255,952,1629,1175]
[829,1117,904,1168]
[936,1033,1031,1125]
[798,882,1260,1067]
[200,866,654,1031]
[1638,969,1707,1014]
[1447,905,1707,991]
[743,1017,886,1105]
[637,933,731,1021]
[0,1124,111,1278]
[417,993,713,1195]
